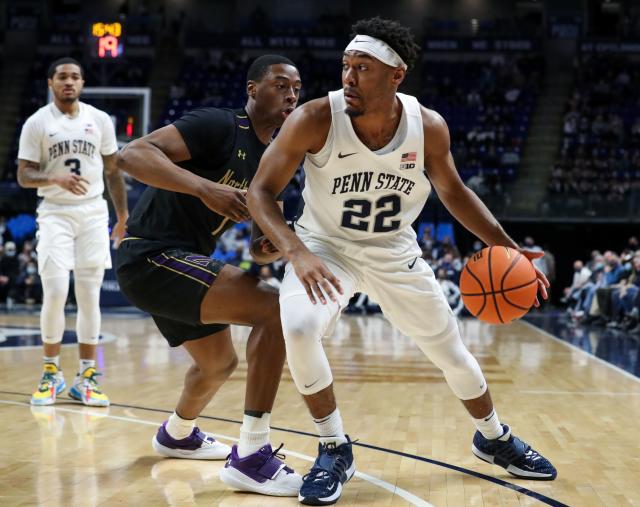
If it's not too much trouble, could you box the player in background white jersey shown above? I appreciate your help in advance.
[248,18,557,505]
[17,57,128,407]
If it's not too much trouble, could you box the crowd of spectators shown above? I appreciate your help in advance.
[547,55,640,216]
[0,216,40,306]
[422,55,543,204]
[562,236,640,334]
[162,49,339,128]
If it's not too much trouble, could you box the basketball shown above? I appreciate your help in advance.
[460,246,538,324]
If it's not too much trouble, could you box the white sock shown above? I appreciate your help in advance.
[473,409,504,440]
[44,355,60,368]
[79,359,95,375]
[314,408,347,446]
[166,411,195,440]
[238,412,271,458]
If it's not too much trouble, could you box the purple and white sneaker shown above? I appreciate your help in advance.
[219,443,302,496]
[152,422,231,460]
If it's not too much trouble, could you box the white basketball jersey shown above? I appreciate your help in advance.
[18,102,118,203]
[298,90,431,244]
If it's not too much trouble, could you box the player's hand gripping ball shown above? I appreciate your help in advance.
[460,246,538,324]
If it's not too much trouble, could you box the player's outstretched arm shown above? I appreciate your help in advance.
[103,152,129,248]
[117,125,249,222]
[422,107,518,249]
[248,99,343,304]
[421,107,549,303]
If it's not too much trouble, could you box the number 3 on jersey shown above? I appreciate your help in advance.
[341,194,401,233]
[65,158,81,176]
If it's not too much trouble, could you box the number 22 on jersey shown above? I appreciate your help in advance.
[340,194,401,233]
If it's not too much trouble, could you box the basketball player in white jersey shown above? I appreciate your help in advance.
[17,57,128,407]
[248,18,557,505]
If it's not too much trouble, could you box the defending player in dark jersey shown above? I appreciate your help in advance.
[115,55,302,497]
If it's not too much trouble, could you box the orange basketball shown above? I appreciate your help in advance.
[460,246,538,325]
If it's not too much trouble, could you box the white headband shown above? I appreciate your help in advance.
[344,34,407,70]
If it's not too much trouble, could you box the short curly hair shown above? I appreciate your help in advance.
[350,17,421,72]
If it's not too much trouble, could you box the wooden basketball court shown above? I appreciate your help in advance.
[1,311,639,506]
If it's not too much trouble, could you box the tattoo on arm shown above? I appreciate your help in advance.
[17,160,50,188]
[103,153,129,220]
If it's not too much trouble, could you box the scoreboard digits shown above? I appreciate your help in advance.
[90,22,123,58]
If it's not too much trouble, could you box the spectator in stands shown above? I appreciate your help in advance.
[0,241,20,303]
[440,235,461,260]
[548,55,640,217]
[608,253,640,330]
[437,267,463,316]
[419,226,435,257]
[0,217,12,245]
[18,240,37,269]
[14,260,42,304]
[437,252,461,283]
[562,260,592,308]
[589,252,625,322]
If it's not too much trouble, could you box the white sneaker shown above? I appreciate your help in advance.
[152,422,231,460]
[219,443,302,497]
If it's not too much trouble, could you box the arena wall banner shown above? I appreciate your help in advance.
[423,38,540,52]
[188,33,345,49]
[580,40,640,53]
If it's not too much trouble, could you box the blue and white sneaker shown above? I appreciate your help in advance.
[472,424,557,480]
[299,436,356,506]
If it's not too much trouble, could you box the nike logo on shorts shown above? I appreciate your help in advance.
[305,379,320,389]
[408,257,418,269]
[338,152,357,159]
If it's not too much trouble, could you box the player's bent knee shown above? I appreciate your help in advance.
[412,316,487,400]
[208,353,238,381]
[280,295,335,343]
[42,285,68,308]
[279,295,335,395]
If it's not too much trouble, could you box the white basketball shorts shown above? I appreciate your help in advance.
[36,197,111,273]
[280,226,454,338]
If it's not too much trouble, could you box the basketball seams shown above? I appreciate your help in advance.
[487,247,504,324]
[501,252,537,312]
[463,263,487,317]
[461,246,537,324]
[461,277,538,297]
[500,252,523,291]
[501,281,538,310]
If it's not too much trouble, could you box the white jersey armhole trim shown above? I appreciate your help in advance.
[304,116,334,169]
